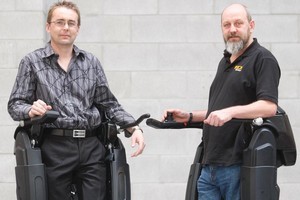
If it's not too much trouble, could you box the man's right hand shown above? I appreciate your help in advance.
[162,109,189,123]
[28,99,52,118]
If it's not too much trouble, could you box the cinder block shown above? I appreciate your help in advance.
[114,99,159,120]
[187,71,215,99]
[278,99,300,127]
[0,41,16,69]
[0,154,15,182]
[0,69,17,98]
[77,16,130,42]
[16,40,45,67]
[132,16,187,43]
[127,155,160,183]
[278,161,300,184]
[271,0,300,13]
[0,125,15,154]
[279,71,300,99]
[158,43,223,70]
[271,43,300,70]
[0,0,15,11]
[16,0,43,11]
[277,183,300,200]
[254,15,298,42]
[76,0,103,15]
[137,129,201,156]
[102,44,158,70]
[0,183,16,200]
[103,0,157,15]
[105,71,132,98]
[0,97,18,126]
[159,0,213,14]
[131,183,186,200]
[214,0,271,14]
[187,15,223,43]
[131,71,187,99]
[75,43,103,61]
[160,155,194,182]
[157,99,209,113]
[0,12,44,39]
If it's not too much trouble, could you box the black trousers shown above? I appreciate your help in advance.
[41,135,106,200]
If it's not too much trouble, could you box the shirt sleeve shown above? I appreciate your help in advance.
[7,57,36,121]
[93,58,135,126]
[255,56,281,104]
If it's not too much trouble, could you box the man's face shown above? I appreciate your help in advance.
[221,5,254,54]
[46,7,80,47]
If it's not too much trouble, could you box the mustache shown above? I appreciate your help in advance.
[227,34,240,39]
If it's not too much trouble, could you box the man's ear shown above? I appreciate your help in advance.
[76,25,80,35]
[249,20,255,33]
[46,23,50,33]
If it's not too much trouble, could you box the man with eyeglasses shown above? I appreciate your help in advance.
[8,1,145,200]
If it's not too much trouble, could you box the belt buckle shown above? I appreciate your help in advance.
[73,130,86,138]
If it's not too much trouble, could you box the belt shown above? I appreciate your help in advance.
[45,128,98,138]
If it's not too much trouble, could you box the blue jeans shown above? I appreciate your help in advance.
[197,164,241,200]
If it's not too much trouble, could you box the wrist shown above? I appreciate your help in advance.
[28,109,34,118]
[126,126,143,136]
[125,126,143,138]
[188,112,193,124]
[131,126,143,134]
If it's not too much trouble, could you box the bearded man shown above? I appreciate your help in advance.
[162,3,281,200]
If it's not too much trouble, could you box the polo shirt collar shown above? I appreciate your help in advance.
[223,38,259,63]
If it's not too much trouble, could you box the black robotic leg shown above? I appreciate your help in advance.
[14,130,48,200]
[14,111,59,200]
[241,127,279,200]
[185,143,203,200]
[146,109,296,200]
[106,138,131,200]
[240,109,297,200]
[14,111,149,200]
[185,126,279,200]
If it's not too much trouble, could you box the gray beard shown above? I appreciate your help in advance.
[225,40,244,55]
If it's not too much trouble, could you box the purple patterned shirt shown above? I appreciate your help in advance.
[8,43,135,130]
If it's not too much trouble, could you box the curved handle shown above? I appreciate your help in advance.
[19,110,59,127]
[120,113,151,129]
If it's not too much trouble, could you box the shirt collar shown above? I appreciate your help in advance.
[223,38,259,63]
[42,42,85,60]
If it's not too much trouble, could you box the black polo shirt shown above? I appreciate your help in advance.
[202,38,281,166]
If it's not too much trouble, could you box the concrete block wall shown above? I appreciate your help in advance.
[0,0,299,199]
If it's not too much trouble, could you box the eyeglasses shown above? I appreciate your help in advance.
[50,20,78,28]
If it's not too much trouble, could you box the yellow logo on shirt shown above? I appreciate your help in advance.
[234,65,243,72]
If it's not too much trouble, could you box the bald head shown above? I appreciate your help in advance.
[222,4,252,23]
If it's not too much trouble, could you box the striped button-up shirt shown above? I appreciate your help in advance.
[8,43,135,130]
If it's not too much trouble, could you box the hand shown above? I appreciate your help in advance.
[204,109,232,127]
[130,129,145,157]
[28,99,52,118]
[162,109,189,123]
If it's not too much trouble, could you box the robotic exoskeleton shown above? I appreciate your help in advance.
[146,106,297,200]
[14,110,149,200]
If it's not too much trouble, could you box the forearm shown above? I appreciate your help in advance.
[7,99,32,121]
[8,59,36,121]
[204,100,277,127]
[190,110,207,122]
[222,100,277,119]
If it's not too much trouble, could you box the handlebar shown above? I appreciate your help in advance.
[19,110,60,127]
[19,111,150,132]
[146,118,204,129]
[120,113,151,129]
[146,112,263,129]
